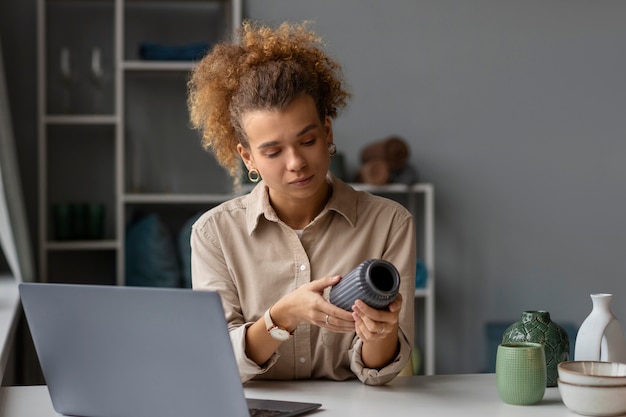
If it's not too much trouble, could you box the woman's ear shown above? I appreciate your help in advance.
[237,143,254,169]
[324,116,334,146]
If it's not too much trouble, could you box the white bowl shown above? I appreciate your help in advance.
[558,379,626,416]
[558,361,626,386]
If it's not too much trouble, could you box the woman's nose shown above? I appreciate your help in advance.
[286,149,307,171]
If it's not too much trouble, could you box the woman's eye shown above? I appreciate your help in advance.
[265,150,281,158]
[302,138,316,146]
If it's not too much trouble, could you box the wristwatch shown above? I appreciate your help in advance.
[264,308,293,342]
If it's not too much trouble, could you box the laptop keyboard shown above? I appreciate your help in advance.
[249,408,287,417]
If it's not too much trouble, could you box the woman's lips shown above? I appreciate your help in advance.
[290,175,313,186]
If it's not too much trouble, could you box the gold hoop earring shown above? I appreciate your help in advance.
[328,143,337,157]
[247,168,261,183]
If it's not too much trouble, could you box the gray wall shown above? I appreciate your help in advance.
[3,0,626,374]
[246,0,626,374]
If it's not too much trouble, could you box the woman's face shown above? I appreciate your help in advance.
[238,94,333,205]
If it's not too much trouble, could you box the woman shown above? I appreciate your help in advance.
[187,21,416,386]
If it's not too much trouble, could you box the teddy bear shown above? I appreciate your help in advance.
[355,136,419,185]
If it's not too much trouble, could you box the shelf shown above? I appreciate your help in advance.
[414,288,431,298]
[124,0,230,6]
[44,115,119,125]
[123,183,433,204]
[350,183,432,193]
[45,0,114,3]
[123,60,196,71]
[124,192,245,204]
[45,240,120,251]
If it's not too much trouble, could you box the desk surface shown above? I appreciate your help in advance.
[0,278,573,416]
[0,374,575,417]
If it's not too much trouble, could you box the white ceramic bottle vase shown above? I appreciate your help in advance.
[574,293,626,362]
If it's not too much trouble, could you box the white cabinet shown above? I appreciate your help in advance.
[37,0,242,284]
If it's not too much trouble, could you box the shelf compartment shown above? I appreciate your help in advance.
[46,249,117,285]
[125,203,212,245]
[46,124,116,241]
[124,71,230,194]
[123,1,228,62]
[45,0,115,115]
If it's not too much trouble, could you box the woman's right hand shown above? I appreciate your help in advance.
[270,275,355,333]
[245,275,355,366]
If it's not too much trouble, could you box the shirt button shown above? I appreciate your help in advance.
[299,264,306,271]
[299,357,306,363]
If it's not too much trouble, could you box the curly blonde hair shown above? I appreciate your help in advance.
[187,20,351,185]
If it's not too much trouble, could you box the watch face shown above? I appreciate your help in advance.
[269,327,291,341]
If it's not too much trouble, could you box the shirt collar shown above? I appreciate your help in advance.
[325,174,358,227]
[244,174,358,235]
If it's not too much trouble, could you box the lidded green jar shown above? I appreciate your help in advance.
[502,310,569,387]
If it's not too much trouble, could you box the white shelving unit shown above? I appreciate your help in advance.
[114,0,242,284]
[37,1,435,375]
[37,0,242,285]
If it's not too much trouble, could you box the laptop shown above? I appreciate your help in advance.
[19,283,321,417]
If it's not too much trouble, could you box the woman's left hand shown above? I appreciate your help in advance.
[351,293,402,342]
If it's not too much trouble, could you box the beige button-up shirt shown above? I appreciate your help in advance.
[191,176,416,385]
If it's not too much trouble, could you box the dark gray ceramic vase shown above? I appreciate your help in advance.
[501,310,570,387]
[329,259,400,311]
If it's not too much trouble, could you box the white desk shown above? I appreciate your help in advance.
[0,374,575,416]
[0,277,573,416]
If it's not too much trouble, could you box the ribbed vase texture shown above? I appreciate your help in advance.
[502,311,569,387]
[329,259,400,311]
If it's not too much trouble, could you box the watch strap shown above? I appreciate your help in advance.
[264,307,293,339]
[263,308,275,332]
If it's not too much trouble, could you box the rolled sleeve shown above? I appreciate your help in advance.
[349,327,412,385]
[230,323,280,383]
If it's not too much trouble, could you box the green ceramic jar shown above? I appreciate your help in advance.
[502,310,569,387]
[496,342,546,405]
